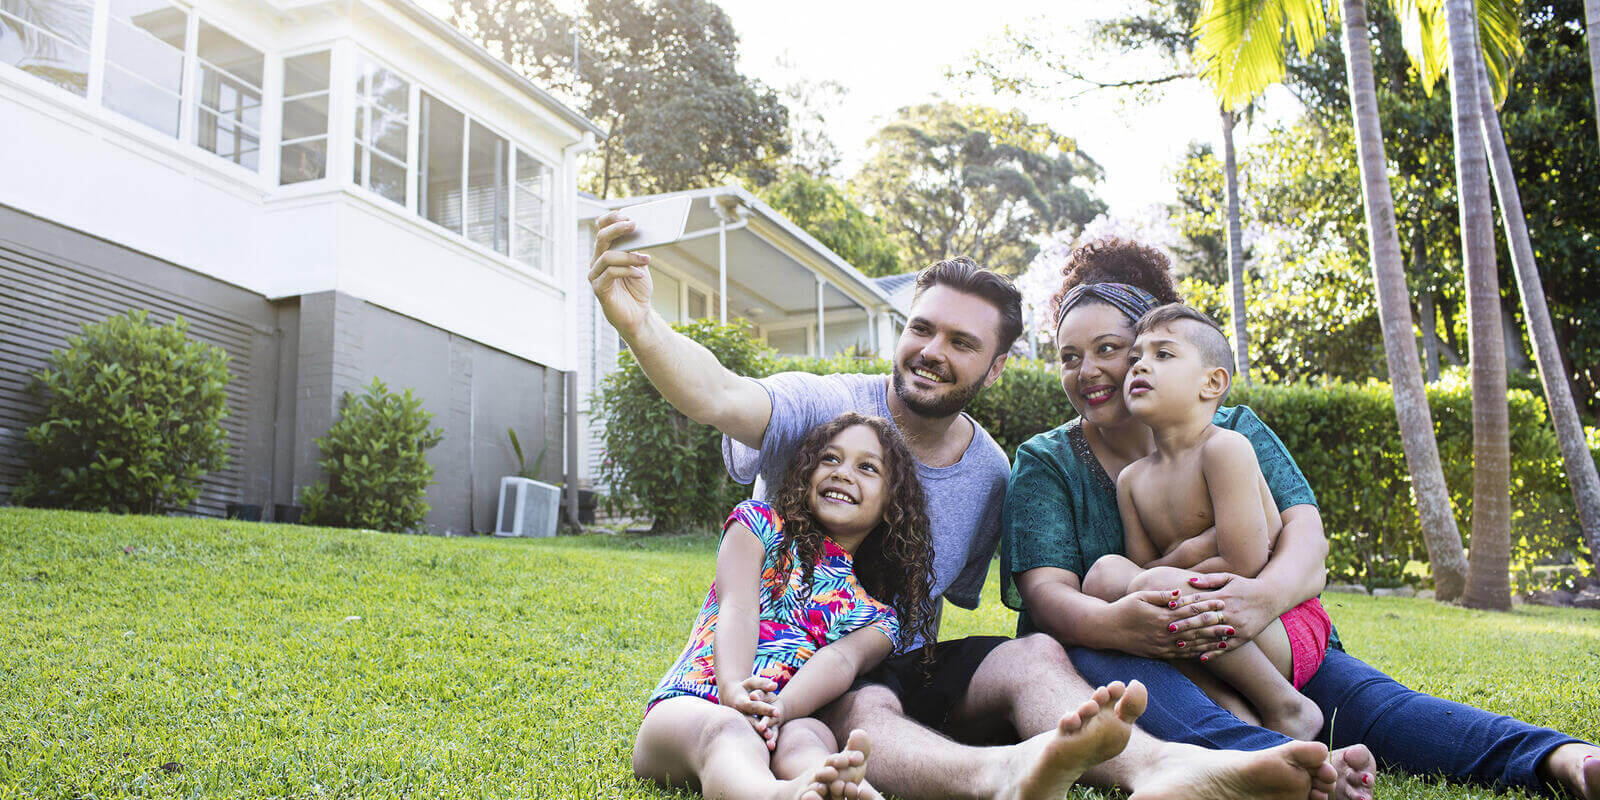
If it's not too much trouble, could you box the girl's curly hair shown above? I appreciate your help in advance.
[768,413,936,656]
[1048,236,1183,327]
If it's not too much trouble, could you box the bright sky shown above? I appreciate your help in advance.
[715,0,1302,217]
[422,0,1302,218]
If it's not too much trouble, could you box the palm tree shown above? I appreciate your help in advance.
[1472,54,1600,581]
[1587,0,1600,143]
[1221,108,1251,383]
[1196,0,1472,598]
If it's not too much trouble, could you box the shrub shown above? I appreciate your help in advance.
[596,319,774,533]
[300,378,443,532]
[14,310,231,514]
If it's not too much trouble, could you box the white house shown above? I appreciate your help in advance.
[0,0,602,532]
[573,186,909,490]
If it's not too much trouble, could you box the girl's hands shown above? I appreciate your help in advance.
[1110,588,1231,659]
[727,675,781,750]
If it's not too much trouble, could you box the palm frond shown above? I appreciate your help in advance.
[1195,0,1338,110]
[1395,0,1523,105]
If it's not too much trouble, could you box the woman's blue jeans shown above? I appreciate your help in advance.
[1069,646,1584,793]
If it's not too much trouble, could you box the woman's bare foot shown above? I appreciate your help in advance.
[1131,739,1334,800]
[994,680,1145,800]
[1540,742,1600,800]
[1328,744,1376,800]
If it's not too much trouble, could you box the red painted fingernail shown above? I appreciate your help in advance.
[1168,624,1178,632]
[1172,590,1180,597]
[1169,601,1177,608]
[1177,641,1186,648]
[1218,641,1227,649]
[1226,627,1235,636]
[1189,577,1199,584]
[1364,774,1373,786]
[1200,654,1209,662]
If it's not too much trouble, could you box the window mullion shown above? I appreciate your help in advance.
[177,9,197,146]
[458,114,468,235]
[405,82,420,211]
[87,0,108,105]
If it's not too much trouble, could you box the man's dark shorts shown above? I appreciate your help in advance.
[851,635,1010,730]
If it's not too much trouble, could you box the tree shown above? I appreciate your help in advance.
[852,103,1105,275]
[1168,143,1231,284]
[449,0,789,197]
[1583,0,1600,143]
[1196,0,1473,599]
[757,170,905,277]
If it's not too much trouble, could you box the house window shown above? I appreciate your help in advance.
[352,56,408,205]
[513,151,552,272]
[418,91,464,231]
[103,0,187,137]
[0,0,93,96]
[651,270,681,324]
[687,287,707,320]
[194,21,261,169]
[279,49,329,184]
[467,121,508,255]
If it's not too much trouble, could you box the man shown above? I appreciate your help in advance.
[591,210,1343,800]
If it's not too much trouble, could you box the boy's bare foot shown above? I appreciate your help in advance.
[1329,744,1376,800]
[1260,693,1325,742]
[1131,739,1334,800]
[1540,742,1600,800]
[994,680,1145,800]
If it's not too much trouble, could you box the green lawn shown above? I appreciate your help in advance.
[2,508,1595,799]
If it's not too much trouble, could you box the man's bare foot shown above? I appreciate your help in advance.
[1131,739,1333,800]
[1260,693,1325,742]
[994,680,1145,800]
[1328,744,1376,800]
[1540,742,1600,800]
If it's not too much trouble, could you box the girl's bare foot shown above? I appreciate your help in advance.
[1328,744,1376,800]
[816,730,878,800]
[994,680,1145,800]
[1131,739,1334,800]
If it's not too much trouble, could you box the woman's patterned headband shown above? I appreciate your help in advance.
[1052,282,1161,339]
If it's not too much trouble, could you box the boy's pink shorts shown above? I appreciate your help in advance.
[1280,597,1332,690]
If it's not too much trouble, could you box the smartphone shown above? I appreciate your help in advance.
[614,196,693,250]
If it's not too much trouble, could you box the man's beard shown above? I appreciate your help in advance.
[891,361,985,418]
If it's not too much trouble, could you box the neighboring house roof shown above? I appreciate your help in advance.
[377,0,607,139]
[872,273,919,313]
[581,185,906,317]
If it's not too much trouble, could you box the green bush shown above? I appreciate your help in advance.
[300,378,443,532]
[597,320,775,533]
[14,310,231,514]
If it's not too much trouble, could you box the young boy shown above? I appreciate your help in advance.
[1082,303,1329,741]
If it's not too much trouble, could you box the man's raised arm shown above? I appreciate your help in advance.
[589,210,773,449]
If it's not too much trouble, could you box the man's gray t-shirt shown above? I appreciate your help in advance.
[721,372,1011,642]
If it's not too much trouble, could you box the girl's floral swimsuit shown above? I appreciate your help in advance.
[646,500,899,712]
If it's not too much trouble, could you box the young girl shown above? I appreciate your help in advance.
[633,412,936,800]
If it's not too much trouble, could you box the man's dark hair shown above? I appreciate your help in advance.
[1135,304,1234,402]
[912,257,1024,355]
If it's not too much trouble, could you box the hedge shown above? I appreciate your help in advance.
[598,324,1592,589]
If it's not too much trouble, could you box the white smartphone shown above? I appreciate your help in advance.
[614,196,693,250]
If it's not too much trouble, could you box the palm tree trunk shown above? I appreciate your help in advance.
[1339,0,1469,601]
[1587,0,1600,144]
[1475,55,1600,579]
[1410,227,1442,382]
[1221,108,1251,384]
[1444,1,1513,611]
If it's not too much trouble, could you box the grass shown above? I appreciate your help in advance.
[1,508,1596,799]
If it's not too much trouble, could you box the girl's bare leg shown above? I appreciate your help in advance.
[634,697,836,800]
[773,721,881,800]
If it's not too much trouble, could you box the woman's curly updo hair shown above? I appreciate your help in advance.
[1048,236,1183,327]
[769,413,936,657]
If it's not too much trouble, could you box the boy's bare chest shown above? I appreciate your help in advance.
[1131,461,1214,552]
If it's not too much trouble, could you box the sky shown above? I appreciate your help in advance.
[716,0,1302,217]
[421,0,1303,218]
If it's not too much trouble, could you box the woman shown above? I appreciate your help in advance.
[1000,237,1599,799]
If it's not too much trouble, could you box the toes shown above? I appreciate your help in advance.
[1057,709,1084,734]
[845,728,872,761]
[1115,680,1149,721]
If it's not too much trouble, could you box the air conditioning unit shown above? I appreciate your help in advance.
[495,477,561,537]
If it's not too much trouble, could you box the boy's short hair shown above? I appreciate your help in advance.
[1135,304,1234,402]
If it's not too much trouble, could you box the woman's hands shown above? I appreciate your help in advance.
[1107,588,1234,659]
[1174,572,1277,645]
[725,675,782,750]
